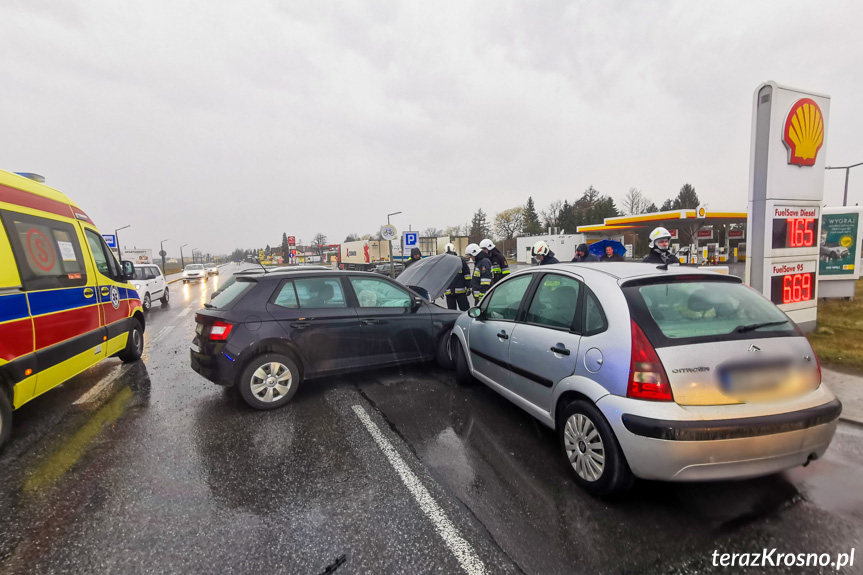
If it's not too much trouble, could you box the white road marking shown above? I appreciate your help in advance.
[73,365,132,405]
[178,307,193,318]
[351,404,488,575]
[148,325,175,346]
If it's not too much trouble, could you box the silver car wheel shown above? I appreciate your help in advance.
[564,413,605,482]
[249,362,293,403]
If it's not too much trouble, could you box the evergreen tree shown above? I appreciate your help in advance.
[660,198,674,211]
[265,244,271,256]
[469,209,491,244]
[672,183,700,209]
[523,196,543,235]
[281,233,289,256]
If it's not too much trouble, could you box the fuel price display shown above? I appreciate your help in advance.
[769,261,817,306]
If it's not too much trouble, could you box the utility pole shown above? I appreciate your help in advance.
[826,161,863,206]
[160,238,170,273]
[387,211,402,279]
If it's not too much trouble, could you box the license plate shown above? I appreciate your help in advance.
[721,368,785,395]
[190,343,200,353]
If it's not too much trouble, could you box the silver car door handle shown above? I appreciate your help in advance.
[550,345,570,356]
[497,330,509,340]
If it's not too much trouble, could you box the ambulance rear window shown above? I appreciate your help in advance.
[1,210,88,290]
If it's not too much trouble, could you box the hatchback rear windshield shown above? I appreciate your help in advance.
[208,278,253,309]
[623,279,797,347]
[186,264,204,270]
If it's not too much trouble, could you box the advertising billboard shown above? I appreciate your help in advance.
[819,210,860,279]
[123,249,154,265]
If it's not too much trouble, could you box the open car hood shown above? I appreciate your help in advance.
[395,254,463,301]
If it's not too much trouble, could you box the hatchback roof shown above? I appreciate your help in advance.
[523,262,739,282]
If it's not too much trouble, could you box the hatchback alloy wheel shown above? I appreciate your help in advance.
[564,413,605,482]
[250,362,293,403]
[237,353,301,410]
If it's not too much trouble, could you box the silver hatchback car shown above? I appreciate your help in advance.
[450,263,841,496]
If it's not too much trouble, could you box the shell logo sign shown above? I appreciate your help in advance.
[783,98,824,167]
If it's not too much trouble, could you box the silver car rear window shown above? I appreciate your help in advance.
[626,280,796,343]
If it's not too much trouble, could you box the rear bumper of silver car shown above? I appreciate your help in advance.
[597,392,842,481]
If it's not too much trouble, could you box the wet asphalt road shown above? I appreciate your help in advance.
[1,267,861,574]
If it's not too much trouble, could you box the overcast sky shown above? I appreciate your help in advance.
[2,0,862,256]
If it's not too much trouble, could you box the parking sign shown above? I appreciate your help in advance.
[404,232,418,247]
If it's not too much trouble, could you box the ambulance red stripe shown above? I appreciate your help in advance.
[33,307,101,350]
[0,183,79,220]
[0,318,35,361]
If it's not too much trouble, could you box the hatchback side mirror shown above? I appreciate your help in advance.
[468,307,483,319]
[411,296,423,311]
[121,260,135,280]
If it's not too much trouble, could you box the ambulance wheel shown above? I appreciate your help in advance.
[142,293,151,312]
[119,318,144,363]
[0,387,11,451]
[161,288,170,305]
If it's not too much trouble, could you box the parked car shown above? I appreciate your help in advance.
[191,255,463,410]
[182,264,206,283]
[205,262,220,275]
[450,262,840,496]
[372,263,405,276]
[209,265,330,301]
[130,264,169,311]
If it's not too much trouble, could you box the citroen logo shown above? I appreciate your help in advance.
[748,345,761,353]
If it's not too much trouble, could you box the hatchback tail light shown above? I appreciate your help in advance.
[209,320,234,341]
[627,319,673,401]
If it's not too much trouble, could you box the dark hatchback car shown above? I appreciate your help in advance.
[190,256,463,409]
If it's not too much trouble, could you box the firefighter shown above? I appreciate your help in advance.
[642,227,677,265]
[466,243,493,304]
[403,247,422,269]
[532,240,559,265]
[479,239,510,285]
[443,243,471,311]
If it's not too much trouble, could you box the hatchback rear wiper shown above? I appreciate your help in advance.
[203,303,216,309]
[734,320,788,333]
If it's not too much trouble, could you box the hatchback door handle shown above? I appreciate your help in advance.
[361,319,384,325]
[550,345,570,356]
[497,330,509,340]
[290,321,312,329]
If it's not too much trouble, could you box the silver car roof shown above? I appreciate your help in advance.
[510,262,740,283]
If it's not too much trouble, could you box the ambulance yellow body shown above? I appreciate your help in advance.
[0,169,144,448]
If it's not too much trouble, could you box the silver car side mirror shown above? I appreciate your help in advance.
[468,307,482,319]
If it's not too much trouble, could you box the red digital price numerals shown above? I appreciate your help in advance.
[787,218,816,247]
[782,273,812,304]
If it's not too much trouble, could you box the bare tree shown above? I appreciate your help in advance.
[622,187,656,215]
[493,207,525,255]
[540,199,563,229]
[422,227,444,238]
[312,233,328,260]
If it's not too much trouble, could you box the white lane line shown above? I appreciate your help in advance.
[148,325,175,346]
[178,306,193,318]
[351,404,488,575]
[73,365,132,405]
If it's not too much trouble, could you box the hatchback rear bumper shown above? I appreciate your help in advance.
[597,390,841,481]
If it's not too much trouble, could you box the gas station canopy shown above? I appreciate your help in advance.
[576,208,747,235]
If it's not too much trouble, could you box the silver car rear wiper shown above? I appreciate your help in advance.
[734,320,789,333]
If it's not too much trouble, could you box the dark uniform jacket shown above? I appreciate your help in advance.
[642,248,677,265]
[572,243,600,262]
[445,255,472,296]
[487,247,510,285]
[403,247,423,269]
[471,255,493,300]
[539,250,560,265]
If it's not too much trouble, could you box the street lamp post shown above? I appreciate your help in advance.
[193,249,199,264]
[826,161,863,206]
[115,225,131,261]
[160,238,170,273]
[387,211,402,279]
[180,244,188,268]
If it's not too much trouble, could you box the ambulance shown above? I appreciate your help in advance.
[0,169,145,449]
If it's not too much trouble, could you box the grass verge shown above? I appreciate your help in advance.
[807,278,863,373]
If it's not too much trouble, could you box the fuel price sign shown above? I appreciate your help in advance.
[769,260,817,307]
